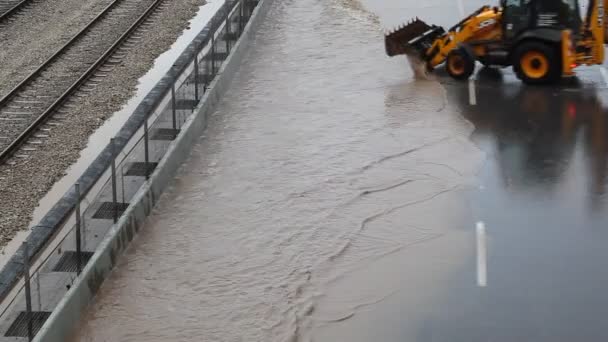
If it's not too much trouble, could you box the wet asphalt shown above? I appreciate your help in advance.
[336,0,608,341]
[411,69,608,342]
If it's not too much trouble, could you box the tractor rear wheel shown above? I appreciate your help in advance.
[446,48,475,80]
[513,41,561,85]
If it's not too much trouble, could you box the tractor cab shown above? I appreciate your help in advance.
[501,0,582,39]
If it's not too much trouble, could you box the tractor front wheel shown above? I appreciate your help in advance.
[446,48,475,80]
[513,42,561,85]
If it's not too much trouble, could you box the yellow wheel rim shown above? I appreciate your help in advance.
[521,51,549,79]
[448,54,465,75]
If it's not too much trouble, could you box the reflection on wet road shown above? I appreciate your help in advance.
[425,71,608,342]
[73,0,608,341]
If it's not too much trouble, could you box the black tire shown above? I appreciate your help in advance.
[445,48,475,80]
[513,41,561,85]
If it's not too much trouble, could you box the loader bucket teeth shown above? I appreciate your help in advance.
[384,18,446,59]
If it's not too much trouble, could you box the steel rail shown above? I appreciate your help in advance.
[0,0,31,22]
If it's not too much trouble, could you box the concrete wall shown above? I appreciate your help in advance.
[34,0,273,340]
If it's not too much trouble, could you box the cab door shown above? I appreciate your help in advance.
[502,0,534,39]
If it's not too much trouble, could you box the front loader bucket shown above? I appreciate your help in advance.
[385,18,445,60]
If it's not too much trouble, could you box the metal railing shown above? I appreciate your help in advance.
[0,0,257,339]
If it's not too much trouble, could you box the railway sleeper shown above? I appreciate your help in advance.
[36,82,75,91]
[5,108,44,114]
[39,73,74,79]
[79,85,98,91]
[2,112,34,118]
[97,66,115,73]
[74,91,91,98]
[26,140,43,145]
[120,41,137,48]
[0,117,26,122]
[60,103,78,109]
[6,104,39,110]
[1,108,34,114]
[16,92,48,97]
[85,80,101,86]
[54,108,70,114]
[89,76,106,83]
[11,99,44,105]
[106,57,124,64]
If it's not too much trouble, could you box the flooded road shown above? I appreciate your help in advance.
[73,0,608,341]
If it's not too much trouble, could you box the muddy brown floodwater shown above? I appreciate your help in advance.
[72,0,486,340]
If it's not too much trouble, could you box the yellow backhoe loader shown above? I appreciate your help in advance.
[385,0,608,84]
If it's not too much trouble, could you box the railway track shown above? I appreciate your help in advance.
[0,0,167,165]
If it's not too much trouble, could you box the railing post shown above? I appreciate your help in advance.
[144,116,150,180]
[111,138,118,224]
[23,242,32,342]
[225,14,231,53]
[204,55,209,92]
[239,0,244,34]
[211,34,216,76]
[75,183,82,275]
[36,273,41,312]
[171,85,177,130]
[194,57,200,102]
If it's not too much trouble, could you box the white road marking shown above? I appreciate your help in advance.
[456,0,465,17]
[600,67,608,87]
[476,221,487,287]
[468,77,477,105]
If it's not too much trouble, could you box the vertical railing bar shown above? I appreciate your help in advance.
[144,116,150,180]
[75,183,82,275]
[36,273,41,312]
[111,138,118,224]
[194,57,200,102]
[203,53,209,92]
[171,85,177,130]
[120,164,125,204]
[82,209,87,252]
[239,0,243,34]
[211,34,216,76]
[225,12,231,53]
[23,242,32,342]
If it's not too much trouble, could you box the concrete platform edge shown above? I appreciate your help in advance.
[32,0,273,340]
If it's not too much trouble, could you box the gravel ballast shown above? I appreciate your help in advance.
[0,0,206,247]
